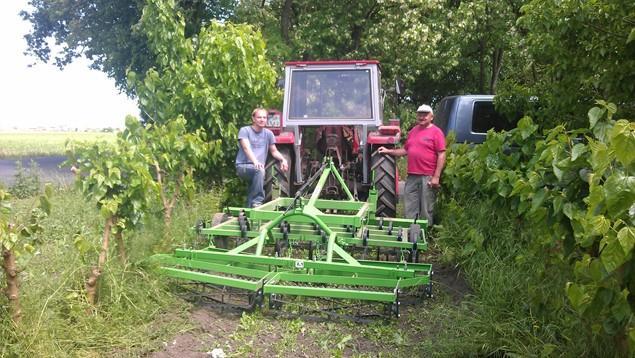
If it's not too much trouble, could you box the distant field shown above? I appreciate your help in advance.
[0,131,117,158]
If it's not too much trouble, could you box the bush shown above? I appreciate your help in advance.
[9,160,41,199]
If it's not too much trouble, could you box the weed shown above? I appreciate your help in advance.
[9,160,41,198]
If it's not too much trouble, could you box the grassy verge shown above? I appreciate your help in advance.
[0,132,116,158]
[433,193,615,356]
[0,187,219,356]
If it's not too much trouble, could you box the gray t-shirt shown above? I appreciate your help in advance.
[235,126,275,165]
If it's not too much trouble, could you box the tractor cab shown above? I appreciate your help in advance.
[266,60,400,217]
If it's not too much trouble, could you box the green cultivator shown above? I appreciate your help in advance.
[154,158,432,318]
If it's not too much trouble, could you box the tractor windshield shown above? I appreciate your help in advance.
[288,69,373,120]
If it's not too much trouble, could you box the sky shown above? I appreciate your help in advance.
[0,1,140,130]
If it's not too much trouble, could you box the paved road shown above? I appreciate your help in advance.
[0,156,73,186]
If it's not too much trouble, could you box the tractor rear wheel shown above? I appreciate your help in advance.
[265,146,294,202]
[371,147,398,217]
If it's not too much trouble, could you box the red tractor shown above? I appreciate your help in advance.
[264,60,401,217]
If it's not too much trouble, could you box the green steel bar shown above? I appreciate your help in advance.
[228,237,259,254]
[161,267,260,291]
[332,243,360,265]
[276,271,401,288]
[395,276,430,288]
[332,258,432,273]
[326,231,336,262]
[255,218,279,256]
[173,249,418,278]
[329,161,355,201]
[306,167,330,208]
[263,284,396,302]
[224,208,363,227]
[162,256,270,279]
[313,199,365,211]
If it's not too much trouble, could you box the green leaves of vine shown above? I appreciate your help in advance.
[444,101,635,351]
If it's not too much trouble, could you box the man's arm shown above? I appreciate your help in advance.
[239,138,264,170]
[377,146,408,157]
[269,144,289,171]
[428,150,446,188]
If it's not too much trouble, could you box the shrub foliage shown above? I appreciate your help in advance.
[441,101,635,354]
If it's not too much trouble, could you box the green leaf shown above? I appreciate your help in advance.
[588,107,605,129]
[593,121,613,143]
[588,139,611,175]
[589,215,610,236]
[600,239,626,273]
[566,282,593,313]
[23,243,35,254]
[571,143,587,161]
[552,195,564,215]
[517,116,538,139]
[39,195,52,216]
[610,120,635,167]
[604,174,635,217]
[628,28,635,44]
[617,226,635,255]
[531,187,547,212]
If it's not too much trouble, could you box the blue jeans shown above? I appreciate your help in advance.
[236,164,265,208]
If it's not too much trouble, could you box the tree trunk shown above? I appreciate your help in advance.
[2,244,21,324]
[111,216,126,264]
[115,231,126,264]
[281,0,293,44]
[490,48,504,94]
[478,39,486,94]
[86,216,113,306]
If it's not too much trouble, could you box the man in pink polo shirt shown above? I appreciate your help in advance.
[378,104,446,225]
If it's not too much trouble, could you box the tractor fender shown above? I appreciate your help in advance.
[367,127,401,145]
[274,131,295,144]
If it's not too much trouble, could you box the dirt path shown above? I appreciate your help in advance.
[144,259,470,357]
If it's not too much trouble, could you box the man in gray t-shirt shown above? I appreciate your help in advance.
[235,108,289,207]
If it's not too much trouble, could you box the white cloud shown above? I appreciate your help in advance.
[0,0,140,130]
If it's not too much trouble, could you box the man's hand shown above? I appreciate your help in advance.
[280,159,289,171]
[428,176,441,188]
[254,161,264,171]
[377,146,390,154]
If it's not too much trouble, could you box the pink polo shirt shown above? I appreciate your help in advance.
[404,124,446,176]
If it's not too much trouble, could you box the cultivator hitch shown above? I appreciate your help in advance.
[155,158,433,317]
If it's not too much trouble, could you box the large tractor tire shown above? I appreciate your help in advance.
[265,146,294,202]
[371,147,398,217]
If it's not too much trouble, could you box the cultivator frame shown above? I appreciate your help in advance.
[154,158,432,317]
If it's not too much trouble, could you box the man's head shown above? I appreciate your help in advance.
[251,108,268,128]
[416,104,434,127]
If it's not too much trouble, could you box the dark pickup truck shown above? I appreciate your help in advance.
[434,95,517,144]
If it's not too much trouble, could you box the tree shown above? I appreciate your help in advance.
[497,0,635,127]
[233,0,529,107]
[0,185,52,324]
[66,137,153,305]
[21,0,237,94]
[129,0,278,180]
[122,116,218,232]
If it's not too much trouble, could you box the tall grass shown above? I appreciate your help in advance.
[0,132,116,158]
[0,187,221,356]
[430,193,615,356]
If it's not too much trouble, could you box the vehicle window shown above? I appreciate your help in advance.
[288,70,373,119]
[471,101,515,133]
[434,98,453,133]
